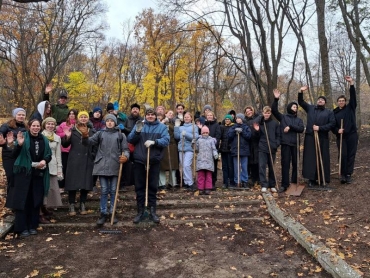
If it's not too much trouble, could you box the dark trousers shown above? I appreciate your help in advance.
[134,162,160,207]
[212,159,218,187]
[221,152,235,186]
[121,160,134,188]
[281,144,298,188]
[336,132,358,176]
[58,152,69,188]
[2,157,15,194]
[14,181,40,233]
[68,189,88,204]
[248,163,259,183]
[259,151,276,188]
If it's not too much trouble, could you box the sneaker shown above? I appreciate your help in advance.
[69,204,76,216]
[80,203,87,215]
[205,190,211,195]
[270,187,277,193]
[19,230,30,238]
[261,187,267,193]
[278,187,287,193]
[29,229,38,235]
[346,175,352,184]
[242,182,251,190]
[340,175,346,184]
[198,190,205,195]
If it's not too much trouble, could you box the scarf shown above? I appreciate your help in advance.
[42,130,55,142]
[13,131,52,196]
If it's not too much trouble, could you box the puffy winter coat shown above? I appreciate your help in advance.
[219,123,233,153]
[228,123,251,157]
[196,135,218,172]
[127,119,170,165]
[174,122,199,152]
[0,119,27,160]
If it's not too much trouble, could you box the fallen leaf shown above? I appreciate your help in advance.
[234,224,244,231]
[55,266,63,270]
[314,266,322,272]
[46,237,53,242]
[186,222,193,227]
[297,273,304,276]
[191,250,197,255]
[214,205,220,209]
[170,213,174,218]
[110,257,118,260]
[285,250,294,257]
[29,269,39,277]
[230,266,237,270]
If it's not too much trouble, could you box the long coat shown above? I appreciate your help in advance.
[62,127,96,191]
[160,122,179,171]
[196,136,218,172]
[246,114,262,164]
[298,92,335,182]
[43,132,62,176]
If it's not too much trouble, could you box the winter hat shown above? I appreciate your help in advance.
[203,104,212,112]
[105,114,117,125]
[131,103,140,110]
[145,108,157,116]
[224,114,233,121]
[93,107,102,114]
[236,113,245,121]
[228,110,236,117]
[77,111,89,119]
[106,102,114,112]
[201,125,209,134]
[59,89,68,99]
[12,108,26,118]
[317,96,327,103]
[287,102,298,115]
[42,117,56,129]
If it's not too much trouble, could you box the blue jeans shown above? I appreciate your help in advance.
[233,156,248,184]
[221,152,235,185]
[99,176,118,214]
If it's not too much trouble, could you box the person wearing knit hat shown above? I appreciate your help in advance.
[203,105,212,113]
[235,113,245,122]
[272,89,304,192]
[62,109,95,216]
[131,103,141,110]
[298,85,335,187]
[317,96,327,103]
[104,114,117,126]
[220,114,235,188]
[90,107,105,131]
[12,108,26,118]
[42,117,57,129]
[196,124,218,195]
[145,108,157,117]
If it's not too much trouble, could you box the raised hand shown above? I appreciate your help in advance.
[345,76,354,85]
[253,122,260,131]
[0,134,6,145]
[77,123,89,138]
[273,89,281,99]
[300,85,309,92]
[45,83,53,94]
[135,120,144,132]
[64,127,71,138]
[17,131,24,146]
[174,119,181,127]
[6,132,14,145]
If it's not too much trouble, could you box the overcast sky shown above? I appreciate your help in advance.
[105,0,157,40]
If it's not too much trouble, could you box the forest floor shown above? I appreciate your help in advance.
[0,127,369,278]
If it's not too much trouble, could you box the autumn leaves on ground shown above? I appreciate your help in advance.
[0,130,369,277]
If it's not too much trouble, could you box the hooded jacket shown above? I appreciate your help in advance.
[227,122,251,156]
[174,122,199,152]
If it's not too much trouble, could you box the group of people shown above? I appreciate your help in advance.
[0,75,358,237]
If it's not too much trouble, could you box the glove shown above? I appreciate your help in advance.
[181,130,186,137]
[175,119,181,127]
[135,120,144,132]
[77,123,89,138]
[144,140,155,148]
[214,154,219,160]
[113,101,119,111]
[118,123,125,130]
[163,117,169,123]
[119,155,128,164]
[178,114,183,121]
[57,173,64,181]
[235,128,242,133]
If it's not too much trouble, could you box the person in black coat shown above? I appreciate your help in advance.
[220,115,235,188]
[332,76,358,184]
[298,86,336,186]
[254,107,280,192]
[272,89,304,192]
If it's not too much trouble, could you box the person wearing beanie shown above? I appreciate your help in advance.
[0,107,27,193]
[90,107,105,131]
[43,84,69,125]
[127,106,169,224]
[298,85,335,187]
[228,113,252,189]
[41,117,63,223]
[131,103,141,110]
[332,76,358,184]
[220,115,235,188]
[196,124,218,195]
[174,112,199,191]
[83,111,130,226]
[106,101,127,138]
[197,104,212,126]
[61,110,96,216]
[272,89,304,192]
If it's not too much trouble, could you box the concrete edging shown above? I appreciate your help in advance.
[262,193,361,278]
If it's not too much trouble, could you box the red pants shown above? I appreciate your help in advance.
[197,170,212,190]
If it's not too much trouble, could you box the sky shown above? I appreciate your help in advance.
[104,0,157,40]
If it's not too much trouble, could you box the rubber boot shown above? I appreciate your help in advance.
[133,205,144,224]
[69,204,76,216]
[80,203,87,215]
[149,206,160,223]
[96,213,107,226]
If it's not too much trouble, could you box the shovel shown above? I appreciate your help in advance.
[286,134,305,196]
[143,146,150,219]
[110,152,124,225]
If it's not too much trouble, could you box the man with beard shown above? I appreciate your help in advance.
[121,103,143,189]
[272,89,304,192]
[298,86,335,186]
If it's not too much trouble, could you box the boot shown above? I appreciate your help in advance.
[69,204,76,216]
[133,205,144,224]
[149,206,160,223]
[80,203,87,215]
[96,213,107,226]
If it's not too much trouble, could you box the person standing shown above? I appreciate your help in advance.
[174,112,199,191]
[228,113,252,189]
[62,111,96,216]
[5,119,52,238]
[30,101,52,122]
[332,76,358,184]
[298,86,336,186]
[90,107,106,131]
[220,115,235,188]
[127,108,170,224]
[43,84,69,125]
[272,89,304,192]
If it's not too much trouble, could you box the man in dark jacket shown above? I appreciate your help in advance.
[332,76,358,184]
[127,108,169,224]
[298,86,336,186]
[272,89,304,192]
